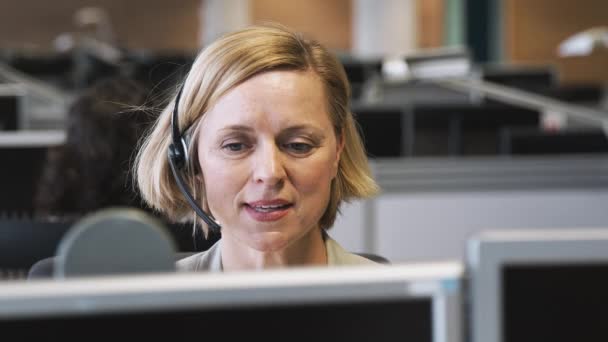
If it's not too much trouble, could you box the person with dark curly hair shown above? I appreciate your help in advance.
[34,75,153,218]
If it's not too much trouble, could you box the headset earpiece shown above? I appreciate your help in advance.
[168,137,189,171]
[168,82,222,235]
[170,82,188,170]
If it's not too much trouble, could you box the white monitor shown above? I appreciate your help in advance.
[467,229,608,342]
[0,262,463,342]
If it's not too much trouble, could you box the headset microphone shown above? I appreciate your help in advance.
[167,83,222,236]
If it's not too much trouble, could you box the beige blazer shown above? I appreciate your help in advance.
[176,232,377,272]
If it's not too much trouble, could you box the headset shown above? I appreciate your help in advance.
[167,83,222,240]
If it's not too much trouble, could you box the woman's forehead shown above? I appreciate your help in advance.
[198,70,333,133]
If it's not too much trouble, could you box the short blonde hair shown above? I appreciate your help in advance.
[135,23,378,235]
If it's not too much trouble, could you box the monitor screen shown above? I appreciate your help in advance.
[0,131,65,214]
[0,262,463,342]
[0,95,18,130]
[467,229,608,342]
[503,263,608,342]
[0,145,49,214]
[3,297,432,340]
[351,107,408,158]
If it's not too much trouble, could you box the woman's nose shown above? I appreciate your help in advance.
[252,143,286,186]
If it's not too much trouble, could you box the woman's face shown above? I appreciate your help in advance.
[197,70,343,253]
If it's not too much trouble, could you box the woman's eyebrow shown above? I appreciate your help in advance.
[280,125,326,139]
[219,125,254,133]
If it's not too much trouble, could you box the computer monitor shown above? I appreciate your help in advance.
[466,229,608,342]
[0,131,65,215]
[0,262,463,341]
[351,106,410,158]
[0,94,19,131]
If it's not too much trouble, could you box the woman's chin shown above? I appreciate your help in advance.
[248,231,290,252]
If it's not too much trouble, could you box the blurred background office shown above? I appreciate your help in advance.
[1,0,608,279]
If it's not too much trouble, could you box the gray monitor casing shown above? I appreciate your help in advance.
[0,262,463,342]
[466,228,608,342]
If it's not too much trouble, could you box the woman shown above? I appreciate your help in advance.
[135,24,379,272]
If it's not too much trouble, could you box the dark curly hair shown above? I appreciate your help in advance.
[35,75,154,217]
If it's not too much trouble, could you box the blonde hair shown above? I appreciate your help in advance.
[135,23,378,236]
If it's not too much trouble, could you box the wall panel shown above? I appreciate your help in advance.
[251,0,352,52]
[0,0,201,52]
[504,0,608,84]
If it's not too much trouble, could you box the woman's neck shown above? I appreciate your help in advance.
[220,228,327,271]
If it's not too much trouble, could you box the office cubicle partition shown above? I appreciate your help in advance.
[352,102,541,158]
[330,155,608,262]
[0,219,73,279]
[499,127,608,155]
[481,65,557,92]
[410,103,539,156]
[0,216,219,281]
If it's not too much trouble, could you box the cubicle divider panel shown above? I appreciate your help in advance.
[331,156,608,262]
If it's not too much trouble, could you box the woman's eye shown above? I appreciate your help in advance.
[285,142,313,154]
[222,143,247,152]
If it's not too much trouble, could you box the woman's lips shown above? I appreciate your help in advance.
[244,200,293,222]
